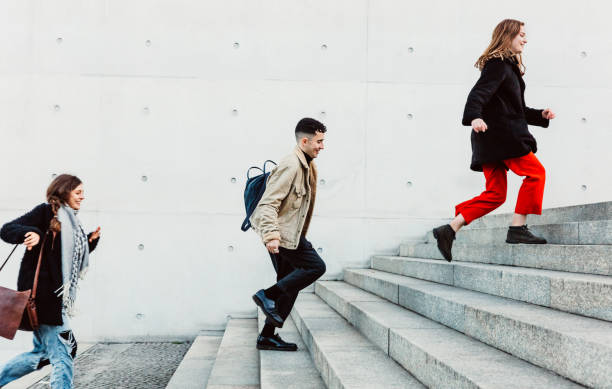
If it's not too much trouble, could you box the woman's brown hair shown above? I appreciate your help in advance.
[46,174,82,232]
[475,19,525,74]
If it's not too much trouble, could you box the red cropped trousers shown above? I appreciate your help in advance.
[455,152,545,225]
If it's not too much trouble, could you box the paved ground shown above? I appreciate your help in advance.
[27,342,191,389]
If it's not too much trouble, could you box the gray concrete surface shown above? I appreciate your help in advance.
[206,318,260,389]
[166,332,223,389]
[425,220,612,245]
[344,268,612,388]
[316,281,583,389]
[291,293,425,389]
[256,311,325,389]
[372,256,612,321]
[400,242,612,276]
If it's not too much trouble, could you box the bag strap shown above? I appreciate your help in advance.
[0,244,19,273]
[263,160,277,174]
[31,232,49,300]
[246,166,264,180]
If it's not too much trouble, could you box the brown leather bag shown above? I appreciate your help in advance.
[0,232,47,339]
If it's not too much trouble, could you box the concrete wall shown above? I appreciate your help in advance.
[1,0,610,349]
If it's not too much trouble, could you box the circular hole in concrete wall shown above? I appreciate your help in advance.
[233,42,240,49]
[232,108,238,116]
[145,40,152,47]
[320,111,326,116]
[317,247,323,254]
[407,113,414,120]
[141,175,148,182]
[581,117,587,123]
[580,51,587,58]
[227,245,234,252]
[319,179,326,186]
[56,37,63,44]
[406,181,413,188]
[143,106,150,114]
[321,44,328,50]
[51,173,58,179]
[581,185,587,191]
[408,47,414,53]
[138,244,145,250]
[54,104,61,112]
[135,313,144,320]
[230,177,237,184]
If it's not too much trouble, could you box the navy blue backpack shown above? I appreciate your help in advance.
[241,160,277,231]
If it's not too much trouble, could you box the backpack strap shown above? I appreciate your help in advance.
[246,166,264,180]
[263,160,277,174]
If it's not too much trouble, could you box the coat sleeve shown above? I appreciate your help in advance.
[462,59,508,126]
[524,106,550,128]
[0,204,47,244]
[87,234,100,253]
[250,162,295,244]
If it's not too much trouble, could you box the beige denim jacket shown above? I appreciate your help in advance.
[250,146,317,249]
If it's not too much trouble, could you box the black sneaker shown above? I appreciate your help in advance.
[432,224,455,262]
[257,334,298,351]
[506,225,547,244]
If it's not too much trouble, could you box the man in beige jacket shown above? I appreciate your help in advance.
[250,118,327,351]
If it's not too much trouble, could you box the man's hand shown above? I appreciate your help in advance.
[24,232,40,251]
[89,227,101,243]
[542,108,556,120]
[266,239,280,254]
[471,118,488,133]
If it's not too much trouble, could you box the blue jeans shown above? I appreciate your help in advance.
[0,319,75,389]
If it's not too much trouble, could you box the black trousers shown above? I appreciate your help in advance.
[266,236,326,326]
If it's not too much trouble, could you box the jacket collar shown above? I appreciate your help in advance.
[294,146,310,170]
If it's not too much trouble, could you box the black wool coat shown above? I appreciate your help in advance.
[462,57,549,171]
[0,203,99,326]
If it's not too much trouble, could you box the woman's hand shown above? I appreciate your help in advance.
[23,232,40,251]
[471,118,488,133]
[542,108,556,120]
[89,227,101,243]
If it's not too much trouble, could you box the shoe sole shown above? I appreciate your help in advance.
[433,229,453,262]
[252,294,284,327]
[505,240,547,244]
[256,344,298,351]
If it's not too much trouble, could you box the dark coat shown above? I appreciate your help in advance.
[462,57,549,171]
[0,203,99,326]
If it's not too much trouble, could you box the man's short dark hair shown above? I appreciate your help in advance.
[295,118,327,139]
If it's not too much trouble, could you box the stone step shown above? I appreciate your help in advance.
[166,332,223,389]
[372,256,612,322]
[291,293,425,389]
[467,201,612,229]
[315,281,583,389]
[400,242,612,276]
[425,219,612,245]
[257,311,325,389]
[206,318,260,389]
[344,268,612,388]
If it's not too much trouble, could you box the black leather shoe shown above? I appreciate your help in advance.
[257,334,298,351]
[506,225,547,244]
[252,289,284,327]
[433,224,455,262]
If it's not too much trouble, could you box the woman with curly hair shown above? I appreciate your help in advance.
[0,174,101,389]
[433,19,556,261]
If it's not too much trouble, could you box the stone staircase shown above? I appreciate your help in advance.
[293,201,612,388]
[169,201,611,388]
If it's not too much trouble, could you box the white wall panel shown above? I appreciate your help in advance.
[0,1,610,349]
